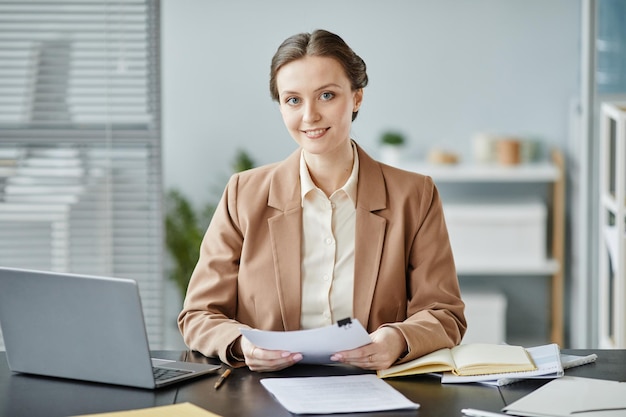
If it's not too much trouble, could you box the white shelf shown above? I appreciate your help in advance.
[398,161,560,182]
[399,151,566,346]
[456,259,560,276]
[598,102,626,348]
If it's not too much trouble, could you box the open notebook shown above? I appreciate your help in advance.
[0,267,220,389]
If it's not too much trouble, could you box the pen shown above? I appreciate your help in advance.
[214,368,231,390]
[461,408,509,417]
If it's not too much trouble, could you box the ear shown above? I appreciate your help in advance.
[353,88,364,112]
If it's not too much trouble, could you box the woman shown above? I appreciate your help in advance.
[178,29,466,372]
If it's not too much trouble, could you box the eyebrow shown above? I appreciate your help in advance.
[314,83,342,92]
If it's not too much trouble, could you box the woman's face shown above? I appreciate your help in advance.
[276,55,362,157]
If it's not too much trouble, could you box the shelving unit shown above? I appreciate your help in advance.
[599,102,626,348]
[399,150,565,346]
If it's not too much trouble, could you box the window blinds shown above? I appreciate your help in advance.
[0,0,163,349]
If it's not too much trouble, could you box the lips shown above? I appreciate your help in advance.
[303,128,329,139]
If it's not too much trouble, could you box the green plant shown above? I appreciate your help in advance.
[164,149,255,300]
[232,148,255,172]
[380,131,405,146]
[164,189,214,299]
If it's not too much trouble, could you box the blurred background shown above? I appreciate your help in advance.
[0,0,625,352]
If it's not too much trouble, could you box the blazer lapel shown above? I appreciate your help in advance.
[353,145,387,329]
[265,144,388,331]
[267,148,303,331]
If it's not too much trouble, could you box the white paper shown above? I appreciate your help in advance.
[503,376,626,417]
[240,318,372,364]
[260,374,420,414]
[441,343,563,385]
[559,353,598,369]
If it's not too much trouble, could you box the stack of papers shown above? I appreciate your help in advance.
[441,343,563,385]
[378,343,536,378]
[240,318,371,364]
[442,344,597,386]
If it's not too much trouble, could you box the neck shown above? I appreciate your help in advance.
[304,142,354,197]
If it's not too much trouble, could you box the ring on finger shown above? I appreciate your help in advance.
[368,354,373,362]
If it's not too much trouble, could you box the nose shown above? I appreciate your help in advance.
[302,101,321,123]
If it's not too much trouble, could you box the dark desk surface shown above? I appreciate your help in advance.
[0,349,623,417]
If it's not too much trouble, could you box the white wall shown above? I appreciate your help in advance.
[160,0,582,347]
[161,0,581,208]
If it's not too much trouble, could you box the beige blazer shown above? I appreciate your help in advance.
[178,143,466,367]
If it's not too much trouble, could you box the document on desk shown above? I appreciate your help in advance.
[240,318,372,364]
[70,402,222,417]
[260,374,420,414]
[503,376,626,417]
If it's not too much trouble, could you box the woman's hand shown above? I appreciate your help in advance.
[240,336,303,372]
[330,326,407,370]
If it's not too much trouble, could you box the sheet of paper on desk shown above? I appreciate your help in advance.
[240,318,372,364]
[260,374,420,414]
[477,350,597,387]
[70,402,222,417]
[503,376,626,417]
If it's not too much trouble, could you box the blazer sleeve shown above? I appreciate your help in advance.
[383,174,467,363]
[177,173,251,367]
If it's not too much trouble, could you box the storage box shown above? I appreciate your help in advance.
[443,199,547,268]
[461,291,507,344]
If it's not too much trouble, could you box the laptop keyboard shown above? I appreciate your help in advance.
[153,367,193,382]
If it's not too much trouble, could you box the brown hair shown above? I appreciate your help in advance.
[269,29,368,121]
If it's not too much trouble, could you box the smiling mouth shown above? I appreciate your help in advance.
[303,128,329,138]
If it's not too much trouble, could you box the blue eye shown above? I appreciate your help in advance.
[321,92,334,101]
[286,97,300,105]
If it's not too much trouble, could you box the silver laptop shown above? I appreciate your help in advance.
[0,267,221,389]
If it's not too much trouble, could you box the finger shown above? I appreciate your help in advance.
[244,345,303,371]
[248,352,303,372]
[332,350,374,366]
[240,336,302,371]
[248,346,292,362]
[349,355,379,370]
[333,347,392,370]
